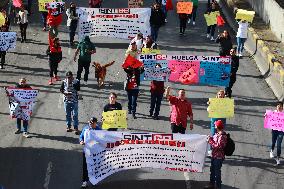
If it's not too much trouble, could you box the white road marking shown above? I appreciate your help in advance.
[43,161,53,189]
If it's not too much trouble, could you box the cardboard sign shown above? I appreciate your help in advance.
[264,110,284,131]
[177,2,193,14]
[128,0,143,8]
[38,0,52,12]
[141,48,161,55]
[208,98,234,118]
[102,110,127,129]
[84,130,208,186]
[236,9,255,22]
[143,67,171,81]
[0,32,17,51]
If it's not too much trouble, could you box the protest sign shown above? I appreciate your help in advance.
[177,2,193,14]
[102,110,127,130]
[204,13,216,26]
[46,1,65,15]
[208,98,234,118]
[122,54,143,68]
[6,87,38,120]
[38,0,52,11]
[0,32,17,51]
[84,130,208,185]
[78,8,151,39]
[0,13,5,27]
[143,67,171,81]
[235,9,255,22]
[264,110,284,132]
[141,48,161,55]
[13,0,23,8]
[128,0,143,8]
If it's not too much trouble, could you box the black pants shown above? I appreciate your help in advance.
[0,51,6,67]
[19,23,28,41]
[171,123,186,134]
[188,6,198,22]
[219,49,231,56]
[49,61,58,78]
[225,74,236,98]
[207,24,216,37]
[150,92,163,117]
[69,20,78,44]
[180,18,187,33]
[77,60,90,82]
[82,152,89,182]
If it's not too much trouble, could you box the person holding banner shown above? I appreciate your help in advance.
[150,3,165,42]
[79,117,101,188]
[124,66,144,119]
[74,36,96,86]
[215,30,232,56]
[60,71,80,134]
[206,2,218,41]
[66,2,79,46]
[268,102,284,165]
[225,48,239,98]
[16,6,29,43]
[0,9,10,69]
[103,92,122,131]
[205,120,227,189]
[236,20,249,57]
[165,87,193,134]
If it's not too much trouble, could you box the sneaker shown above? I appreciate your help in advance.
[187,19,191,24]
[179,32,183,35]
[192,21,196,25]
[132,114,137,119]
[207,150,212,157]
[84,81,88,86]
[165,19,167,23]
[81,181,88,188]
[23,132,30,138]
[270,150,274,158]
[0,65,3,69]
[276,157,280,165]
[206,34,210,38]
[74,129,80,135]
[54,76,61,81]
[66,128,72,132]
[238,53,242,57]
[210,36,215,41]
[42,27,46,31]
[15,129,21,134]
[149,113,153,117]
[48,79,53,85]
[153,116,159,120]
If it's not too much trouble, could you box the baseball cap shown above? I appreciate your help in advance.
[214,120,224,130]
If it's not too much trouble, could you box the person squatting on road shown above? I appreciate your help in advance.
[0,9,10,69]
[124,66,144,119]
[165,87,193,134]
[103,92,122,131]
[150,3,165,42]
[17,6,29,43]
[225,48,239,98]
[215,30,233,56]
[66,2,79,46]
[60,71,80,135]
[46,37,62,85]
[149,64,165,120]
[79,117,101,188]
[74,36,96,86]
[204,120,227,189]
[268,101,284,165]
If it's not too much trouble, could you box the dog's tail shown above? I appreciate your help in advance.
[103,61,115,68]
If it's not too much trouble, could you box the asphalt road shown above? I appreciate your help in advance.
[0,0,282,189]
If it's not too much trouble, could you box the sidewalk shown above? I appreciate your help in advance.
[219,0,284,101]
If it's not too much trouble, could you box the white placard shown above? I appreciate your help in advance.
[0,32,16,51]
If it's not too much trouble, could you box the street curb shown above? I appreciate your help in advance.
[219,0,284,101]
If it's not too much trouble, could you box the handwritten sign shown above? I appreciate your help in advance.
[128,0,143,8]
[264,110,284,131]
[141,48,161,54]
[144,67,171,81]
[84,130,208,186]
[0,12,5,27]
[177,2,193,14]
[208,98,234,118]
[102,110,127,129]
[0,32,17,51]
[204,13,216,26]
[78,8,151,39]
[38,0,52,12]
[46,1,65,15]
[236,9,255,22]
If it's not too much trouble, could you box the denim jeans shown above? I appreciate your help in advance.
[188,5,198,22]
[151,25,160,42]
[162,5,167,18]
[210,158,223,189]
[69,20,78,43]
[210,118,226,136]
[64,102,79,129]
[17,118,28,132]
[237,37,246,54]
[127,89,139,115]
[41,12,48,28]
[271,130,284,157]
[150,93,163,117]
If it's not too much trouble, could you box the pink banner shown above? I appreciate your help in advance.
[264,110,284,131]
[13,0,23,8]
[168,60,200,84]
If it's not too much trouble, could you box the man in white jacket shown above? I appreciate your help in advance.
[66,2,79,46]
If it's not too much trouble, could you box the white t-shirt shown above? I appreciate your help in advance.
[129,37,143,51]
[236,21,249,38]
[162,0,167,5]
[18,10,28,24]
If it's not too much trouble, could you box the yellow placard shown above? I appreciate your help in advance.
[128,0,143,8]
[177,2,193,14]
[102,110,127,130]
[208,98,234,118]
[204,13,217,26]
[0,12,5,27]
[38,0,59,12]
[236,9,255,22]
[141,48,161,54]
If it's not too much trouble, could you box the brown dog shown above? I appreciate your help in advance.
[92,61,115,88]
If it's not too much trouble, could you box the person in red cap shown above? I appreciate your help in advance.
[205,120,227,189]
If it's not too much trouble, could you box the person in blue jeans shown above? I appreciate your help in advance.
[236,20,249,56]
[124,66,144,119]
[60,71,80,134]
[40,11,48,31]
[269,101,284,165]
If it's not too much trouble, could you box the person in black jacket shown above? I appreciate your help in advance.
[225,48,239,98]
[46,38,62,85]
[150,3,165,42]
[215,30,233,56]
[124,66,144,119]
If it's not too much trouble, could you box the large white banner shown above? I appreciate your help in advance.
[78,8,151,39]
[0,32,17,51]
[84,130,208,185]
[6,87,38,120]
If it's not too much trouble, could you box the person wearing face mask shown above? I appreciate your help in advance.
[225,48,239,98]
[165,87,193,134]
[150,3,165,42]
[215,30,232,56]
[66,2,79,46]
[46,37,62,85]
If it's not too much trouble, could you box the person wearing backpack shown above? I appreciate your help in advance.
[205,120,227,189]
